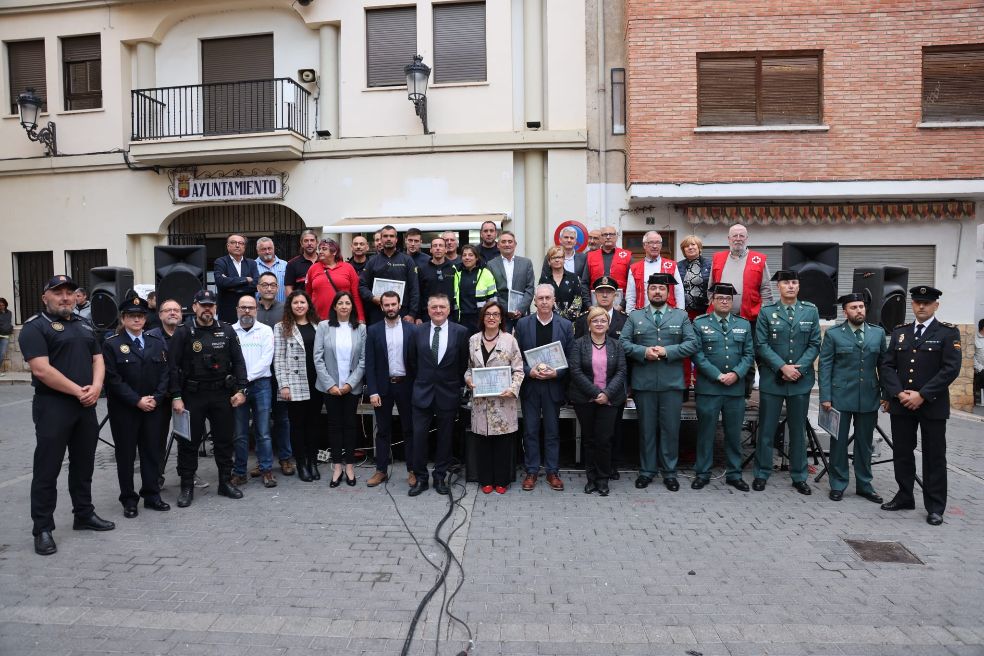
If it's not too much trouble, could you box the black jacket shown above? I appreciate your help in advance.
[880,319,962,420]
[568,335,628,406]
[103,330,170,406]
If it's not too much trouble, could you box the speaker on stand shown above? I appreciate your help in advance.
[781,242,839,320]
[89,266,135,330]
[154,245,206,315]
[853,266,908,331]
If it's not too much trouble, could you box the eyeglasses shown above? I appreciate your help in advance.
[228,240,246,246]
[237,306,256,312]
[601,232,616,237]
[258,282,277,288]
[485,312,502,318]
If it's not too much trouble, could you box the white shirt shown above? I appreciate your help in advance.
[233,321,274,382]
[915,316,935,336]
[501,255,515,290]
[230,255,243,277]
[624,257,685,313]
[334,324,353,385]
[429,321,449,362]
[385,319,406,376]
[563,251,576,274]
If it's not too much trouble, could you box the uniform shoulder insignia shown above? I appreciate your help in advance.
[941,321,956,328]
[694,314,711,322]
[800,300,816,307]
[24,314,39,324]
[898,322,913,329]
[105,332,121,340]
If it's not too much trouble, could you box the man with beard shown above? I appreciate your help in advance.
[360,225,420,324]
[284,229,320,295]
[254,273,294,477]
[818,293,887,504]
[417,237,458,322]
[348,235,371,276]
[19,275,114,555]
[255,237,287,303]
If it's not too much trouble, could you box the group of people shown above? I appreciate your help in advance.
[18,221,963,557]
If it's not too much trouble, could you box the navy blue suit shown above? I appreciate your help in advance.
[365,320,417,473]
[407,320,468,479]
[214,255,259,323]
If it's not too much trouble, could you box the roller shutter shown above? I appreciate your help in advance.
[367,7,417,88]
[202,34,274,135]
[433,2,486,84]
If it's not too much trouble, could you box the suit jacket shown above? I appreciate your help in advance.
[692,313,755,397]
[880,319,962,420]
[313,322,367,396]
[756,300,821,397]
[540,252,589,285]
[818,321,886,413]
[567,335,627,406]
[620,306,697,391]
[487,255,535,316]
[365,320,415,397]
[407,320,469,410]
[514,312,574,403]
[273,322,313,400]
[102,330,170,406]
[214,255,259,323]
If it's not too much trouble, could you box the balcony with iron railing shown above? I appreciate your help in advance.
[128,78,310,165]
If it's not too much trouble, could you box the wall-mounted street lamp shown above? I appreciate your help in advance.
[17,88,57,156]
[404,54,431,134]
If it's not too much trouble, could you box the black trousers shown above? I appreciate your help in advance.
[326,393,360,464]
[574,402,618,483]
[474,433,515,487]
[411,404,456,480]
[31,394,98,535]
[177,388,235,483]
[287,396,323,465]
[890,413,948,514]
[373,378,414,472]
[108,400,165,505]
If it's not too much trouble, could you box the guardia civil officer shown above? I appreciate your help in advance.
[879,286,961,525]
[691,283,755,490]
[19,275,115,556]
[102,293,172,518]
[817,293,886,504]
[168,289,248,507]
[753,270,821,495]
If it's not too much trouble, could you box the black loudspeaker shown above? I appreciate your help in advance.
[155,245,206,313]
[89,266,134,330]
[853,266,909,331]
[782,242,839,319]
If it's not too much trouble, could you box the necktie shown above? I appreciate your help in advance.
[720,318,728,332]
[134,336,143,352]
[915,324,925,339]
[653,309,662,324]
[786,305,795,321]
[855,329,863,344]
[431,325,441,362]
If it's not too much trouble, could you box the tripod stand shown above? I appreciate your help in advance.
[741,416,829,475]
[814,423,922,488]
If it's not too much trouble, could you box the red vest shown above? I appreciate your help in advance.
[711,249,767,321]
[586,248,632,291]
[630,258,679,309]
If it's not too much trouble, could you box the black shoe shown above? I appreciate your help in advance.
[73,513,115,531]
[926,512,943,526]
[609,470,620,481]
[217,480,243,499]
[434,478,450,495]
[829,489,844,501]
[408,479,430,497]
[123,505,138,519]
[727,479,750,492]
[634,475,652,489]
[752,478,767,491]
[856,490,884,504]
[880,496,916,511]
[664,478,680,492]
[34,531,56,556]
[297,462,313,482]
[310,461,321,481]
[584,481,598,495]
[793,481,812,495]
[691,478,707,490]
[596,481,610,497]
[144,497,171,512]
[329,471,343,488]
[346,472,357,487]
[177,481,194,508]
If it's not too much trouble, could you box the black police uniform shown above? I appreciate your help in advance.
[168,315,248,489]
[879,292,962,517]
[359,250,421,323]
[19,308,102,536]
[102,297,170,512]
[417,258,458,319]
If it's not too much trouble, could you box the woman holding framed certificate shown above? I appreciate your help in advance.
[463,301,525,494]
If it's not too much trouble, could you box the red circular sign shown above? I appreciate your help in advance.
[553,221,589,252]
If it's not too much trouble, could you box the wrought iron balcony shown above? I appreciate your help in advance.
[131,78,310,141]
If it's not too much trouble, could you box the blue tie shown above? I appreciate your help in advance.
[134,336,144,352]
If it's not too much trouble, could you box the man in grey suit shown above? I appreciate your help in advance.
[487,231,535,331]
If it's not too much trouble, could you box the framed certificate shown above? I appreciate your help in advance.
[524,340,568,371]
[818,406,841,438]
[372,277,406,299]
[171,408,191,441]
[471,366,512,398]
[508,290,526,314]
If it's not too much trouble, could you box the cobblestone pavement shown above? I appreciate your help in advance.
[1,384,983,656]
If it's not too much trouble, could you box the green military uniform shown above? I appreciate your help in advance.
[692,312,755,483]
[620,300,697,485]
[754,296,821,485]
[818,318,886,497]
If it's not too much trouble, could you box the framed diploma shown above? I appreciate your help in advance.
[471,366,512,398]
[524,340,568,371]
[818,406,841,439]
[372,277,406,299]
[508,290,526,314]
[171,408,191,441]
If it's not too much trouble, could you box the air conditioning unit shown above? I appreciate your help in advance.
[298,69,316,84]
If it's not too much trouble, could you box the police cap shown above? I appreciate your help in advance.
[909,286,942,302]
[592,276,618,292]
[709,282,738,296]
[647,273,675,286]
[193,289,217,305]
[771,269,799,282]
[119,292,150,315]
[43,275,79,292]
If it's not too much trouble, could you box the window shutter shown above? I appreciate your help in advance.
[201,34,273,84]
[698,57,757,126]
[761,56,820,125]
[62,34,100,63]
[7,39,46,115]
[433,2,486,84]
[201,35,275,135]
[923,47,984,122]
[366,6,417,87]
[62,35,102,110]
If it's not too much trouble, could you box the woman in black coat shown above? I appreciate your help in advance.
[568,306,627,496]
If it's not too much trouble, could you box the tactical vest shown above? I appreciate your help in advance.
[183,319,233,382]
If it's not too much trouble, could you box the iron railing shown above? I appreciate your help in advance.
[131,78,310,141]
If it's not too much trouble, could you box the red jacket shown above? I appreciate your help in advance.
[711,249,767,321]
[585,248,632,291]
[629,258,679,309]
[306,261,366,322]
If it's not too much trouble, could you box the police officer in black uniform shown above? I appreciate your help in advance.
[879,285,962,525]
[168,289,248,507]
[19,275,115,556]
[102,293,172,518]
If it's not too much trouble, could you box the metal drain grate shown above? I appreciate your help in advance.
[845,539,923,564]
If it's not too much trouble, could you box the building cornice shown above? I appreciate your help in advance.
[629,179,984,203]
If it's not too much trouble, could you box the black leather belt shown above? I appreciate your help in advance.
[389,376,406,384]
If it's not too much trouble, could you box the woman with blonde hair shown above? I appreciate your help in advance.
[678,234,711,391]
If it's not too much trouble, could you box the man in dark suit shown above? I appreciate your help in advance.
[879,286,962,526]
[214,233,259,323]
[515,284,574,492]
[365,290,417,488]
[487,231,535,330]
[407,293,469,496]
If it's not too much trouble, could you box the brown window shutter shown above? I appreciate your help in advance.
[698,57,757,126]
[62,35,102,110]
[366,6,417,87]
[433,2,486,84]
[760,55,821,125]
[62,34,100,63]
[7,39,46,115]
[201,34,274,84]
[201,35,275,135]
[923,47,984,122]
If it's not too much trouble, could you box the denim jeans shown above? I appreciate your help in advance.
[233,377,273,476]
